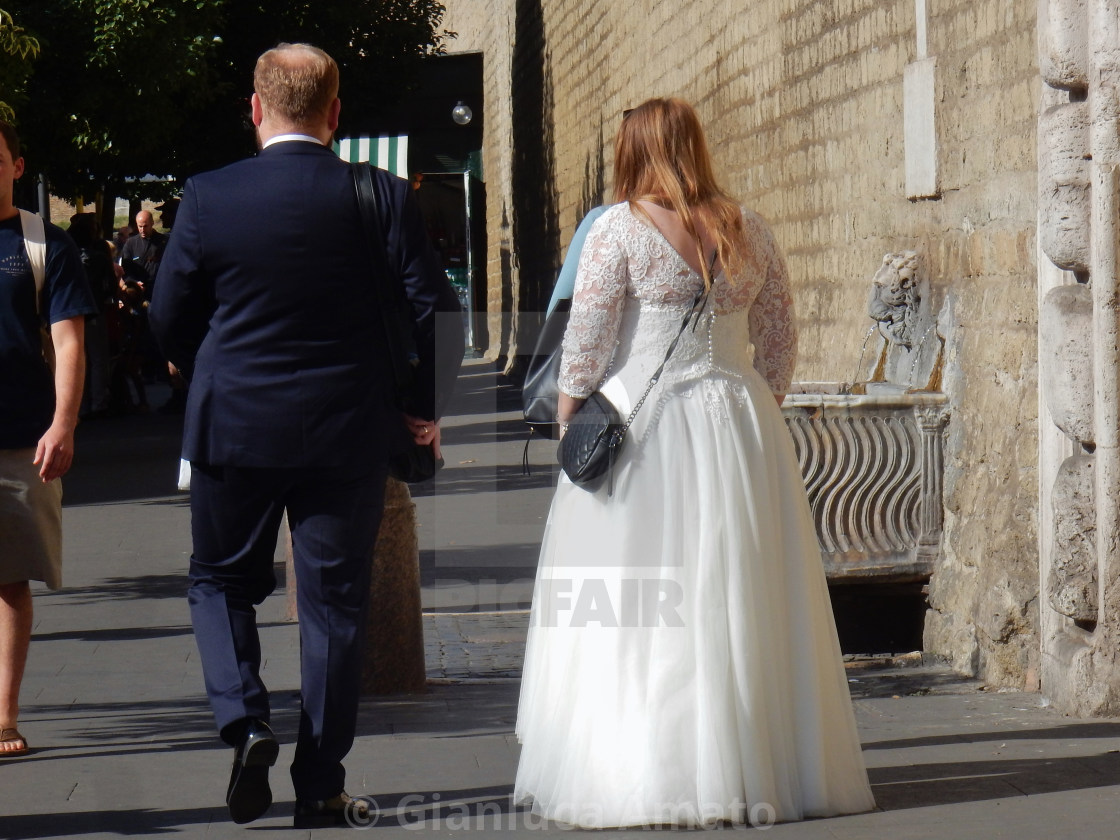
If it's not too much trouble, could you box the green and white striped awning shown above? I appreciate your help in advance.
[333,135,409,176]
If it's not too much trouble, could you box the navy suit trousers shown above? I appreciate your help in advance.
[188,459,388,799]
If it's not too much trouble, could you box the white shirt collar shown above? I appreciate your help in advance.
[262,134,325,149]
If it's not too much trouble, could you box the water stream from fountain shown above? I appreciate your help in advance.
[907,323,939,389]
[848,325,880,393]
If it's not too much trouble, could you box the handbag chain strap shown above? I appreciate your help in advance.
[615,251,717,437]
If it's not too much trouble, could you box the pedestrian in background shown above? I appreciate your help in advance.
[0,120,96,758]
[112,224,131,256]
[118,209,166,296]
[68,212,114,419]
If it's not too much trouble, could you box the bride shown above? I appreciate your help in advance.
[513,98,876,828]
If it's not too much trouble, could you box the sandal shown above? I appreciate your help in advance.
[0,727,29,757]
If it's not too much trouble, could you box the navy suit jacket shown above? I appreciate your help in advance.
[150,140,463,469]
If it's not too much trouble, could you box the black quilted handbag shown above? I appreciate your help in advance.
[558,390,626,493]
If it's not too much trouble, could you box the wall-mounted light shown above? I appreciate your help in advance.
[451,101,473,126]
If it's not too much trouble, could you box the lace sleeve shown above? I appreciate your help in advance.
[557,216,627,399]
[747,219,798,395]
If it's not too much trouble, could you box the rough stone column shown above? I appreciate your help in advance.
[361,477,428,695]
[1037,0,1120,715]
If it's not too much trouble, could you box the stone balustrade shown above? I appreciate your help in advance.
[783,384,949,584]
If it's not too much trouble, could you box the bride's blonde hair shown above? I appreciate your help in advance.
[613,98,747,286]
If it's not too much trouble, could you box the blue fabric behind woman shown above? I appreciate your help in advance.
[545,205,608,316]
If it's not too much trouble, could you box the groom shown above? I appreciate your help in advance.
[150,43,462,827]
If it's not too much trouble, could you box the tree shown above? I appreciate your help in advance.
[0,7,39,121]
[6,0,452,208]
[174,0,455,175]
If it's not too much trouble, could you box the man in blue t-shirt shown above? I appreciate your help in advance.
[0,120,96,758]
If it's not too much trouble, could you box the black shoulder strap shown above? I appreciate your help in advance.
[351,162,413,396]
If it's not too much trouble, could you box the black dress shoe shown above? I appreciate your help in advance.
[226,718,279,824]
[293,792,372,829]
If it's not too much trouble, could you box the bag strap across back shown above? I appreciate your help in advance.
[18,208,46,314]
[351,163,414,399]
[615,250,716,437]
[18,208,55,372]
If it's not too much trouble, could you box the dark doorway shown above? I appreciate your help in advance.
[829,582,928,655]
[413,172,487,351]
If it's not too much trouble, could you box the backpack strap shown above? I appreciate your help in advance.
[18,208,47,316]
[18,208,55,372]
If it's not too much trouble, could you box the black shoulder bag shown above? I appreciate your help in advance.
[351,163,443,484]
[521,298,572,440]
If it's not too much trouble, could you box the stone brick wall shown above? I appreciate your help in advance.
[916,1,1040,688]
[442,0,1041,688]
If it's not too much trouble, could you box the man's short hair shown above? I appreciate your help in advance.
[0,120,21,160]
[254,43,339,127]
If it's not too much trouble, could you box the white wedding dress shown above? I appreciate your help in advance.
[513,204,876,828]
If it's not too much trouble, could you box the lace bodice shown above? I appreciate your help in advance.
[558,203,797,400]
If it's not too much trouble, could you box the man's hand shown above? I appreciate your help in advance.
[34,422,76,482]
[404,415,442,460]
[38,315,85,482]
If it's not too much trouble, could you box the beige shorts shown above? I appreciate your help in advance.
[0,448,63,590]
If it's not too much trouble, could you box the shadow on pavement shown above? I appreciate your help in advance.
[50,572,190,603]
[444,415,535,447]
[410,461,556,499]
[0,807,226,838]
[28,624,196,644]
[66,398,186,507]
[440,359,522,418]
[28,619,292,645]
[869,751,1120,810]
[846,666,985,699]
[356,683,518,737]
[864,721,1120,750]
[421,543,542,583]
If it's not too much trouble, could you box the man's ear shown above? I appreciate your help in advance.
[251,93,264,127]
[13,156,24,181]
[327,98,341,133]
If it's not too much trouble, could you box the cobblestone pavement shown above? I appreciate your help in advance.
[424,610,528,681]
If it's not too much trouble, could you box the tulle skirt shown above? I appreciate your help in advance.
[513,370,876,828]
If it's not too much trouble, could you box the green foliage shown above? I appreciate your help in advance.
[0,8,37,58]
[5,0,452,200]
[0,7,40,121]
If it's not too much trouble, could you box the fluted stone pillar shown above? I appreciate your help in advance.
[916,405,950,559]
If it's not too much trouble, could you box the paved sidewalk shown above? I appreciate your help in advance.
[3,360,1119,839]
